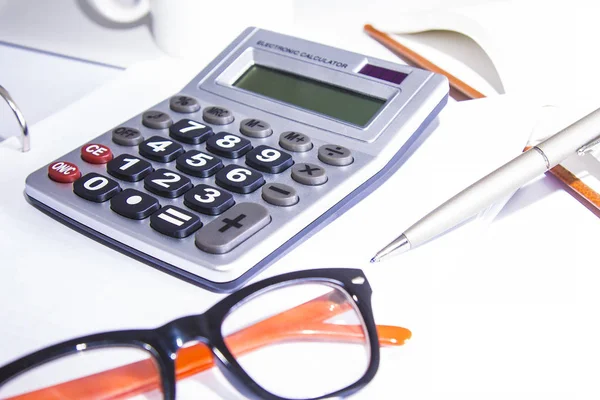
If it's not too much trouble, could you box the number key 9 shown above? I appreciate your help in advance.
[246,145,294,173]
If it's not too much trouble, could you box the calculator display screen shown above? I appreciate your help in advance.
[233,64,386,126]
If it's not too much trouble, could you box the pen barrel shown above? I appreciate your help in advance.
[537,107,600,166]
[405,149,548,247]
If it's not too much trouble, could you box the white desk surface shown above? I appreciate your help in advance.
[1,1,600,399]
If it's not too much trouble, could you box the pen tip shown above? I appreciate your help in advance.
[370,256,380,263]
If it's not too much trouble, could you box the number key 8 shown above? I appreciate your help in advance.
[205,132,252,159]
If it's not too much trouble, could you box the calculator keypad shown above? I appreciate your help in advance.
[107,154,153,182]
[176,150,223,178]
[215,165,265,194]
[139,136,184,162]
[245,145,294,174]
[184,184,235,215]
[144,169,193,198]
[195,203,271,254]
[73,173,121,203]
[40,99,362,264]
[169,119,213,144]
[205,132,252,159]
[110,189,160,220]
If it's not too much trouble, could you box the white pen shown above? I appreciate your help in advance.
[371,107,600,263]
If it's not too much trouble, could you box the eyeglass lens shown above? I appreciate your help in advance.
[0,346,163,400]
[221,282,371,399]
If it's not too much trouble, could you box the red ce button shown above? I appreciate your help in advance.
[81,143,113,164]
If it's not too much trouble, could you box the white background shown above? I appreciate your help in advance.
[1,1,600,399]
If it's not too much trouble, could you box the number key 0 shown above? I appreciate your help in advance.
[215,165,265,194]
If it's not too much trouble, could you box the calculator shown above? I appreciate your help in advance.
[25,28,448,292]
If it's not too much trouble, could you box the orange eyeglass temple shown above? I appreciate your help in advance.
[6,294,411,400]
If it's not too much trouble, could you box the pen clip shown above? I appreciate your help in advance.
[0,84,30,152]
[577,134,600,156]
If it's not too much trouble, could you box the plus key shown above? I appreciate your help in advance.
[195,203,271,254]
[219,214,246,232]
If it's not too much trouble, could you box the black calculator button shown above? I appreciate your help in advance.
[176,150,223,178]
[205,132,252,159]
[245,145,294,173]
[169,95,200,113]
[110,188,160,220]
[150,206,203,238]
[169,119,213,144]
[203,106,234,125]
[215,164,265,194]
[144,169,192,198]
[139,136,184,162]
[107,154,153,182]
[184,184,235,215]
[73,173,121,203]
[142,110,173,129]
[112,127,143,146]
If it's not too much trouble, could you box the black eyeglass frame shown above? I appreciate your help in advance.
[0,268,380,400]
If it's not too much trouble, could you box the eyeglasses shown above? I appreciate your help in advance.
[0,268,411,400]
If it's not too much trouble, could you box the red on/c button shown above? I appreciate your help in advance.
[48,161,81,183]
[81,143,113,164]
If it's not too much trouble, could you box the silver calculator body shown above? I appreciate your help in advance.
[25,28,449,292]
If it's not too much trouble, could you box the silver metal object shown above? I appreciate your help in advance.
[371,234,410,263]
[0,84,30,152]
[577,134,600,156]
